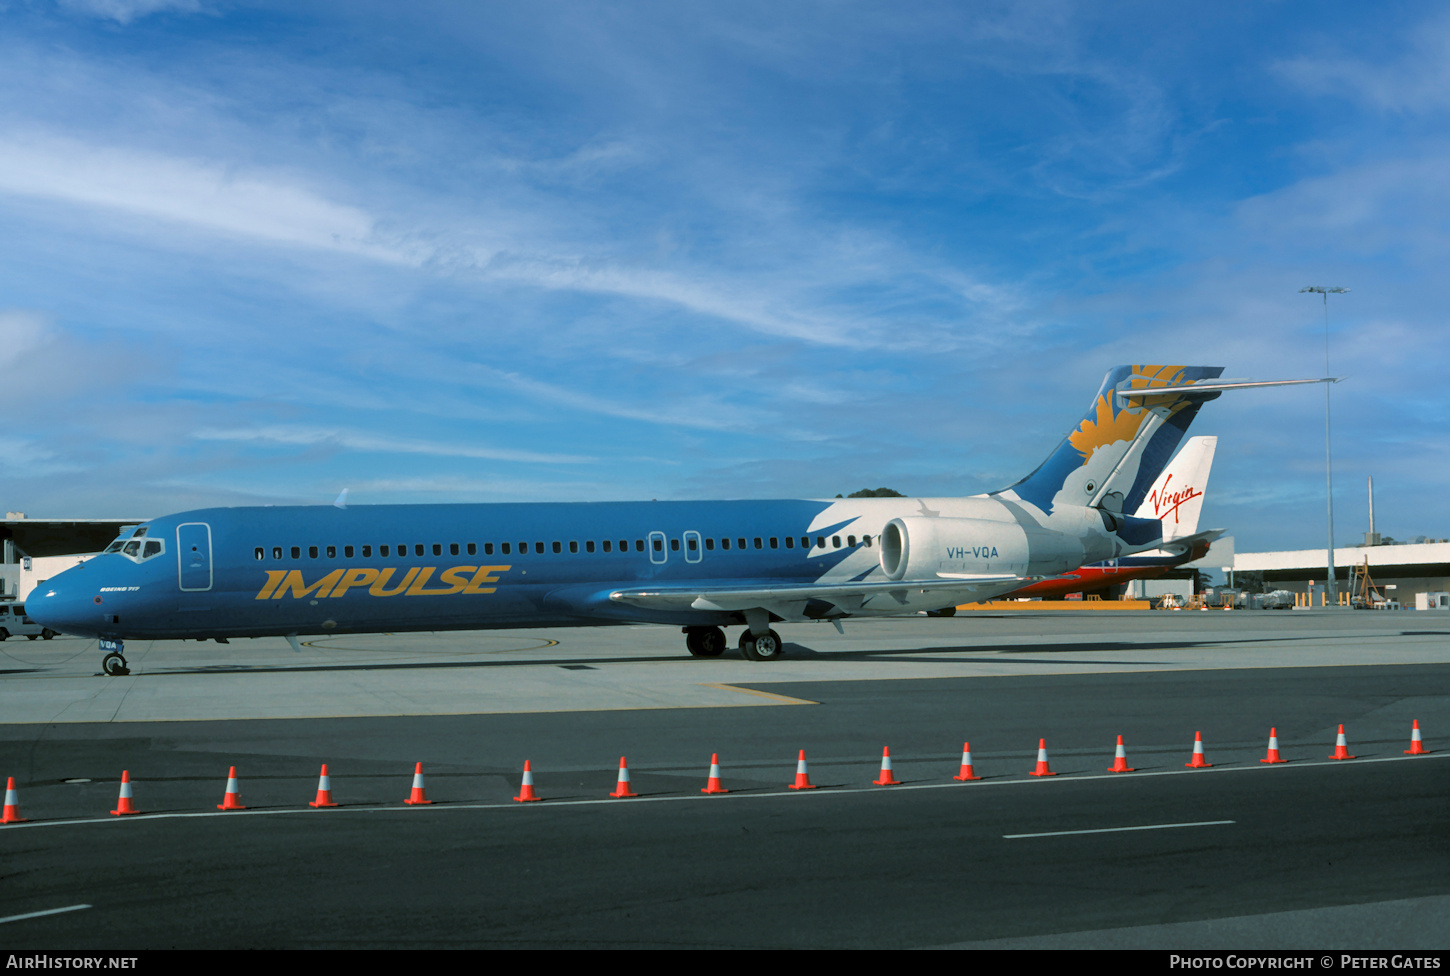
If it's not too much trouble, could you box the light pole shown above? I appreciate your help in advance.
[1300,285,1349,606]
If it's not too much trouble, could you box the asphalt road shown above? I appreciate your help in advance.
[2,661,1448,948]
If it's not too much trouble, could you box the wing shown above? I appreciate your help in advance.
[609,574,1034,620]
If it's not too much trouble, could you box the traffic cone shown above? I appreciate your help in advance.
[609,757,638,798]
[404,762,433,805]
[2,777,26,824]
[1107,735,1135,773]
[110,770,139,816]
[1260,728,1286,764]
[701,754,729,794]
[1185,732,1212,768]
[788,749,817,789]
[1029,739,1057,777]
[872,747,901,786]
[217,766,246,810]
[953,742,981,781]
[1329,724,1356,760]
[513,760,542,802]
[1405,720,1428,755]
[308,764,339,808]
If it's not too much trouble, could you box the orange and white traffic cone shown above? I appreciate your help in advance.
[609,757,638,798]
[514,760,542,802]
[872,747,901,785]
[701,754,729,794]
[309,764,339,808]
[110,770,139,816]
[1107,735,1135,773]
[1260,728,1286,764]
[953,742,981,781]
[1405,720,1428,755]
[2,777,26,824]
[1329,724,1356,760]
[404,762,433,805]
[1029,739,1057,777]
[788,749,817,790]
[1185,732,1212,768]
[217,766,246,810]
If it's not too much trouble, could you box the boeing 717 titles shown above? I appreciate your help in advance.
[28,366,1327,675]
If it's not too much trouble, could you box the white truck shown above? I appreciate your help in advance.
[0,603,57,641]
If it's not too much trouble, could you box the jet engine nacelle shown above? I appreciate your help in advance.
[878,517,1026,580]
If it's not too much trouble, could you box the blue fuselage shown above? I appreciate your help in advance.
[29,499,874,640]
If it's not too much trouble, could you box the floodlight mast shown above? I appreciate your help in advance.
[1300,285,1349,606]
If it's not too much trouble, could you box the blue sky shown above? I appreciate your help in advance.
[0,0,1445,554]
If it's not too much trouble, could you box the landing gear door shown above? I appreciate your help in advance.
[177,522,213,592]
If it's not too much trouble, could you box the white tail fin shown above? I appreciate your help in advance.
[1132,436,1216,539]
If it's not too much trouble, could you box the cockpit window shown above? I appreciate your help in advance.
[113,535,165,564]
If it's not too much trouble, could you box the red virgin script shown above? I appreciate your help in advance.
[1149,474,1202,526]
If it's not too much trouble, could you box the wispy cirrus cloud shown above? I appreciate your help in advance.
[190,426,594,465]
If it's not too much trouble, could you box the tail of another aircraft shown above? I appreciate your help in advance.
[998,364,1225,517]
[1132,435,1216,540]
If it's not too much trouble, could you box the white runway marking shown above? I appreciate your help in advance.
[1003,820,1235,839]
[0,904,92,925]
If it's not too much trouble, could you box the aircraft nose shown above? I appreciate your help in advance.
[26,573,102,638]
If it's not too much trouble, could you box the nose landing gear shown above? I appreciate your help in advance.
[101,652,130,676]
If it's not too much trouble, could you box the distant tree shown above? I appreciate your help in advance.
[846,488,905,498]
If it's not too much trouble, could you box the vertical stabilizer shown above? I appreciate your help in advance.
[1131,436,1216,540]
[998,365,1225,515]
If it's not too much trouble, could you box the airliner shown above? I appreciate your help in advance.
[995,434,1221,601]
[27,365,1323,676]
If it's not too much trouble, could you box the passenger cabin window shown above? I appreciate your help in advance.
[327,546,336,558]
[754,537,763,549]
[769,537,778,549]
[380,545,390,557]
[482,543,492,555]
[362,545,372,557]
[585,541,594,553]
[309,546,319,559]
[450,543,459,556]
[784,537,793,549]
[345,546,355,558]
[433,544,442,556]
[848,535,857,547]
[415,545,425,557]
[669,538,679,552]
[832,536,841,548]
[291,546,301,559]
[255,547,265,560]
[602,540,611,552]
[501,543,511,555]
[721,538,730,550]
[704,538,713,551]
[535,542,544,554]
[466,543,475,556]
[273,547,282,559]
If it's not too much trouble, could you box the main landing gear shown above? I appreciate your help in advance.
[739,628,785,662]
[682,625,786,661]
[684,626,727,657]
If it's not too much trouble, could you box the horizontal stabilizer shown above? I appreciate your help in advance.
[1157,528,1226,558]
[1117,377,1339,404]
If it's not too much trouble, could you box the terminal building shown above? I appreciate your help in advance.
[2,513,140,602]
[1231,537,1450,608]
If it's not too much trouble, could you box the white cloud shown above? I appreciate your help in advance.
[190,426,594,465]
[56,0,202,25]
[0,131,421,263]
